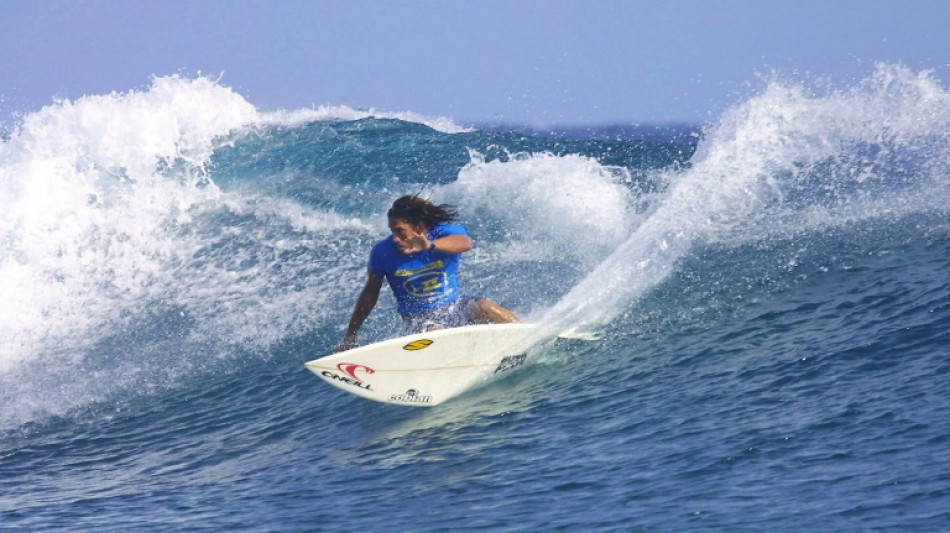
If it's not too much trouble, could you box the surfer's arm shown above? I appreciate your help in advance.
[335,270,383,352]
[406,226,472,254]
[428,234,472,254]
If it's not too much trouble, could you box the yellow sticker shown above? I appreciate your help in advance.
[403,339,434,351]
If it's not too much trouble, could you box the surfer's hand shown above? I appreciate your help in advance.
[333,338,359,353]
[407,233,430,253]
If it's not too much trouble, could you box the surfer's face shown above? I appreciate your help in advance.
[388,217,427,254]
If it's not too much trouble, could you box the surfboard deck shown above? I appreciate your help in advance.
[305,323,558,406]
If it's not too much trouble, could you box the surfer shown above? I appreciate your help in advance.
[334,195,519,352]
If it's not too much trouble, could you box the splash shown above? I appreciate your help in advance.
[0,76,258,370]
[441,150,640,266]
[543,63,950,329]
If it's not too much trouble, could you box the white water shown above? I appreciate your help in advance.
[0,76,259,368]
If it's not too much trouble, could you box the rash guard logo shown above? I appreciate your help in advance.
[402,272,448,298]
[395,261,448,298]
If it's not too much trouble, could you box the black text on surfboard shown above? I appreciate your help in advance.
[321,371,373,391]
[494,353,527,374]
[388,389,432,404]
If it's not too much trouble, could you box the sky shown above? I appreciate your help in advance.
[2,0,949,127]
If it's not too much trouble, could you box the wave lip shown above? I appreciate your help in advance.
[260,105,472,134]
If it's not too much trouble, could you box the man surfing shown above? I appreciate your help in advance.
[334,195,519,352]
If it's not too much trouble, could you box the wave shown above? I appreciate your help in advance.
[2,64,949,429]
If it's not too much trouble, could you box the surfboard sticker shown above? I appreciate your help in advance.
[402,339,434,351]
[305,323,558,406]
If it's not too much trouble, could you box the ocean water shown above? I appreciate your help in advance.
[2,64,949,531]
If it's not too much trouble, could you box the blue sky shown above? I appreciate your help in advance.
[2,0,949,126]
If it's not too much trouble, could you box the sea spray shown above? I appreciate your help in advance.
[542,63,950,329]
[441,150,639,267]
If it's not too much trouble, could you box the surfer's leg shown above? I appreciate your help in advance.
[470,298,520,324]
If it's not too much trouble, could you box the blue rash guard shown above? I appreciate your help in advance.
[368,223,468,316]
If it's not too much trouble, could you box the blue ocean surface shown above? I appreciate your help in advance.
[1,64,949,531]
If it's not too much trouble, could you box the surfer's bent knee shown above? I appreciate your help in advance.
[470,298,520,324]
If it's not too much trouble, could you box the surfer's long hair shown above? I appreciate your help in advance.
[387,195,459,229]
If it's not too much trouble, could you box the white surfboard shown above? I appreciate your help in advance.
[305,323,558,406]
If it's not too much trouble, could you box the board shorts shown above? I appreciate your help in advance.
[402,295,483,334]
